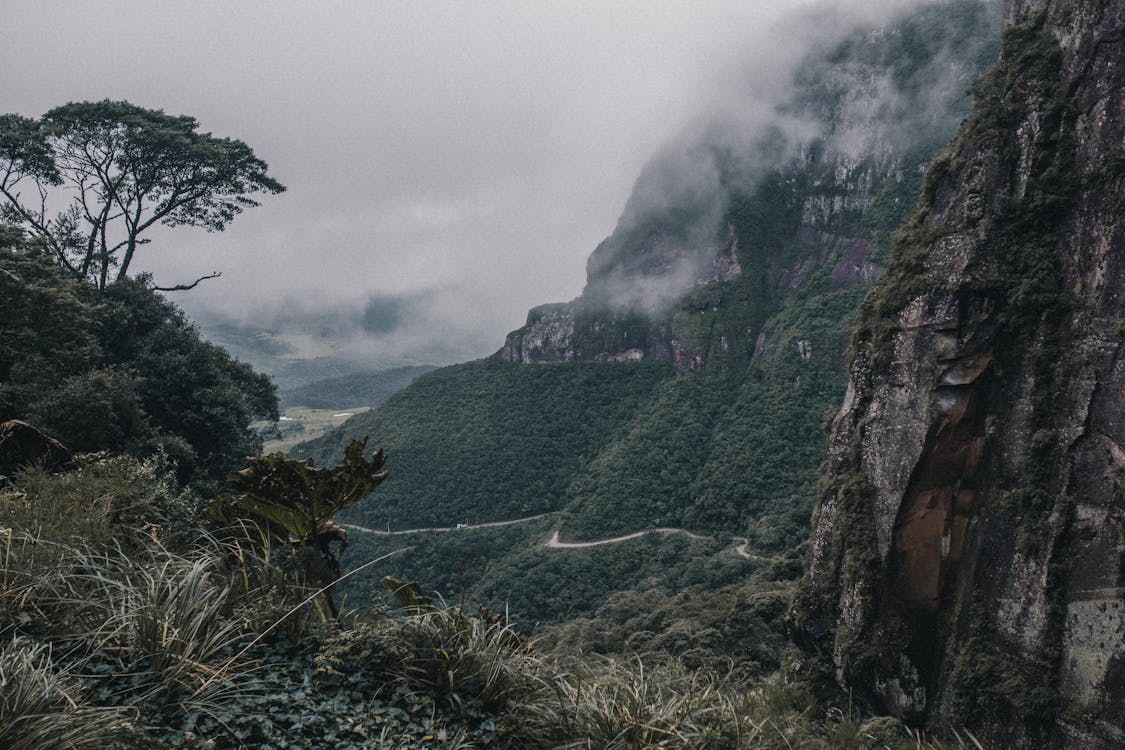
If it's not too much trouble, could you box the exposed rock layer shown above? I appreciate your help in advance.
[793,1,1124,747]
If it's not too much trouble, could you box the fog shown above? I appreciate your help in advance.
[2,0,960,375]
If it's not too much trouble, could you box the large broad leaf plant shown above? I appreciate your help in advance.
[208,438,388,616]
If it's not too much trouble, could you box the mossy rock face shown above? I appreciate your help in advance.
[794,3,1125,746]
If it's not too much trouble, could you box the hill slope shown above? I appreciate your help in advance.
[278,365,436,410]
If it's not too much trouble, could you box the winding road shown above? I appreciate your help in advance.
[343,513,759,560]
[341,512,556,536]
[546,528,760,560]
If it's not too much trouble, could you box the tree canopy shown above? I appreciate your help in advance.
[0,100,284,289]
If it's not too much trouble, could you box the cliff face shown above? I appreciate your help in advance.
[792,1,1124,747]
[496,1,1000,370]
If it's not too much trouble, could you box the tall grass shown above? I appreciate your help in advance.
[500,659,815,750]
[2,457,988,748]
[1,529,267,726]
[0,638,135,750]
[498,656,983,750]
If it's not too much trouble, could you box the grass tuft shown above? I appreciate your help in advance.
[0,637,136,750]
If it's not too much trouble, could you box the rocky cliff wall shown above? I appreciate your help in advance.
[791,1,1124,747]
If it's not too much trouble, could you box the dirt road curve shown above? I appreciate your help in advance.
[545,528,705,548]
[546,528,762,560]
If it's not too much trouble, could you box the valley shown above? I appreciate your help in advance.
[260,405,372,454]
[2,0,1122,746]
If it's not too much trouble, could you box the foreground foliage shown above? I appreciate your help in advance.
[1,452,983,749]
[210,439,389,617]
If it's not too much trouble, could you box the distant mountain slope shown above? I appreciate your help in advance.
[296,0,1003,623]
[498,0,1000,368]
[278,365,436,409]
[561,230,873,547]
[292,360,667,529]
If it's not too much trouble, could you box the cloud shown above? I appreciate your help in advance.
[0,0,997,379]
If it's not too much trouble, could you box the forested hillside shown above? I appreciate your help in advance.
[293,360,667,528]
[279,365,436,409]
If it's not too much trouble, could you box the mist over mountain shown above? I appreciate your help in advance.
[500,0,999,365]
[190,293,488,389]
[296,0,1005,624]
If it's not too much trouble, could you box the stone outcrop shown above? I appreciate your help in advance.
[497,302,577,364]
[495,226,873,366]
[792,1,1125,747]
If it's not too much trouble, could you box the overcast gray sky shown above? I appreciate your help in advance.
[2,0,928,368]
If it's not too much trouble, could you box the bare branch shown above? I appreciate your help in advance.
[0,182,78,276]
[152,270,221,292]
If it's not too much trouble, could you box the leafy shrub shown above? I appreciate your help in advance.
[0,248,278,490]
[210,438,389,619]
[317,605,540,715]
[1,453,198,556]
[27,367,148,455]
[541,580,795,681]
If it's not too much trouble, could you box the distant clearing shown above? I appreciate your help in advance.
[259,406,371,454]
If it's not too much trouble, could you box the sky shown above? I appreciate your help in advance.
[2,0,934,372]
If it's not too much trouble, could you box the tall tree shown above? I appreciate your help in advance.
[0,100,284,290]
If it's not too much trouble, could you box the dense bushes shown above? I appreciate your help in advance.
[0,246,277,490]
[541,579,796,680]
